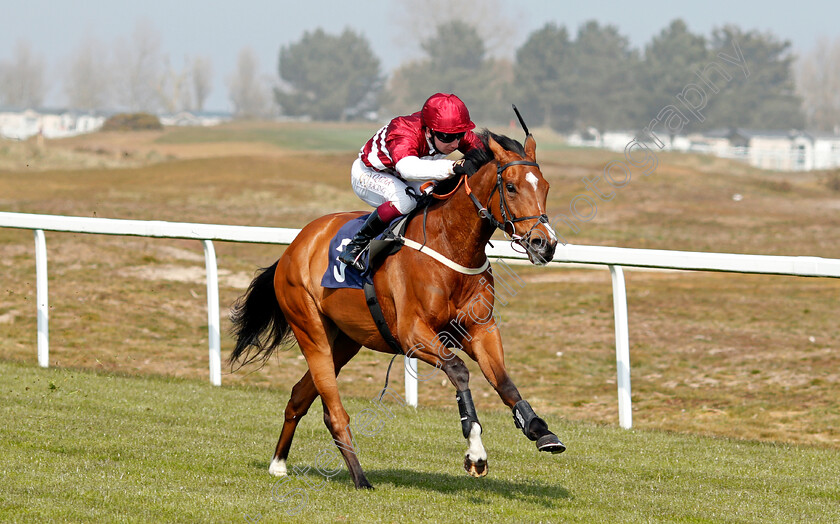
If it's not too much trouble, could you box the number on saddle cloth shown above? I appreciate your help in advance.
[320,214,409,290]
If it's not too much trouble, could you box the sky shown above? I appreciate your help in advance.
[2,0,838,112]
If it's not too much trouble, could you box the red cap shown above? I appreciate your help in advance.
[421,93,475,133]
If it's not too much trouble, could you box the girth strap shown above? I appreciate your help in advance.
[364,279,404,400]
[363,281,403,356]
[362,215,406,357]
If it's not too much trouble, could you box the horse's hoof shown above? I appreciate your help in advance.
[536,434,566,454]
[356,480,375,490]
[464,455,488,477]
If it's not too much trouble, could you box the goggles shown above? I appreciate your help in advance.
[432,130,465,143]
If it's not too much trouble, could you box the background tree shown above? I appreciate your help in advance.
[566,21,641,131]
[157,56,191,113]
[64,36,111,112]
[704,25,804,129]
[275,29,382,121]
[191,56,213,112]
[228,47,272,119]
[638,19,709,130]
[0,39,46,109]
[386,21,510,124]
[513,23,576,131]
[796,37,840,132]
[389,0,521,60]
[112,20,164,112]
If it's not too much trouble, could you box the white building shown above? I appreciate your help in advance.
[0,109,106,140]
[569,126,840,172]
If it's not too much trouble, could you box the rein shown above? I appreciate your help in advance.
[420,175,464,200]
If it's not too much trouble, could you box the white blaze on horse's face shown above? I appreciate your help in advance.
[507,168,556,265]
[525,172,540,204]
[523,172,558,244]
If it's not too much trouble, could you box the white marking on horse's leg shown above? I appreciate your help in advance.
[269,457,287,477]
[465,422,487,463]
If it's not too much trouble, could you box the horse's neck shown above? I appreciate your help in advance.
[413,170,497,268]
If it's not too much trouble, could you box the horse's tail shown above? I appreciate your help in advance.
[228,260,295,370]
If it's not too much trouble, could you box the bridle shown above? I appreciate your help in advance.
[464,160,550,249]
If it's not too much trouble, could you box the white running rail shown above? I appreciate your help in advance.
[3,211,840,428]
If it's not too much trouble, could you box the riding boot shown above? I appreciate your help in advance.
[338,209,389,272]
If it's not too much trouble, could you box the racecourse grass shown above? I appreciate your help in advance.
[153,121,379,152]
[1,360,838,523]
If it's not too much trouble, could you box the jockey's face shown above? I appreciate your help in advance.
[427,128,461,155]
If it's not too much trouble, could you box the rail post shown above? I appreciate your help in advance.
[34,229,49,368]
[609,265,632,429]
[404,357,418,407]
[203,240,222,386]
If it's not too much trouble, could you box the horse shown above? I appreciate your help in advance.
[229,129,564,489]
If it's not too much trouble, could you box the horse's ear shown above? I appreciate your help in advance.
[524,134,536,162]
[487,135,511,163]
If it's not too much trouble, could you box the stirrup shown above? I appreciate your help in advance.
[339,246,367,271]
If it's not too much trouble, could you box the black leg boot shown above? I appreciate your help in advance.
[337,210,389,272]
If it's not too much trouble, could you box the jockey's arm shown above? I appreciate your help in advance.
[394,156,456,181]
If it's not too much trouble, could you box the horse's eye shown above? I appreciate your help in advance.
[505,183,516,193]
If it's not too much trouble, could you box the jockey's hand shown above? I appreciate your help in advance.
[453,157,480,176]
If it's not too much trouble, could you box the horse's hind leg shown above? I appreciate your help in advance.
[269,333,361,477]
[288,319,372,489]
[269,370,315,476]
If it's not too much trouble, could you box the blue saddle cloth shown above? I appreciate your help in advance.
[320,214,374,290]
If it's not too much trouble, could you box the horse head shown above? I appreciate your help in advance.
[478,132,558,265]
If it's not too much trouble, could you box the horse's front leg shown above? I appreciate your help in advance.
[467,328,566,454]
[404,333,488,477]
[441,357,488,477]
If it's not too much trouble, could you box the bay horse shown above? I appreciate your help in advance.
[229,129,564,489]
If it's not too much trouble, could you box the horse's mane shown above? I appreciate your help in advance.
[467,129,525,165]
[432,129,524,196]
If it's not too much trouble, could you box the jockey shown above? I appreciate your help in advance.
[338,93,485,272]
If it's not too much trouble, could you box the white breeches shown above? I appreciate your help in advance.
[350,158,425,214]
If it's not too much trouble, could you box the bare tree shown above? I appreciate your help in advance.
[157,56,191,113]
[112,19,164,112]
[228,47,271,118]
[797,37,840,132]
[178,59,195,112]
[192,56,213,112]
[64,36,111,112]
[389,0,522,60]
[0,39,46,109]
[154,55,213,114]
